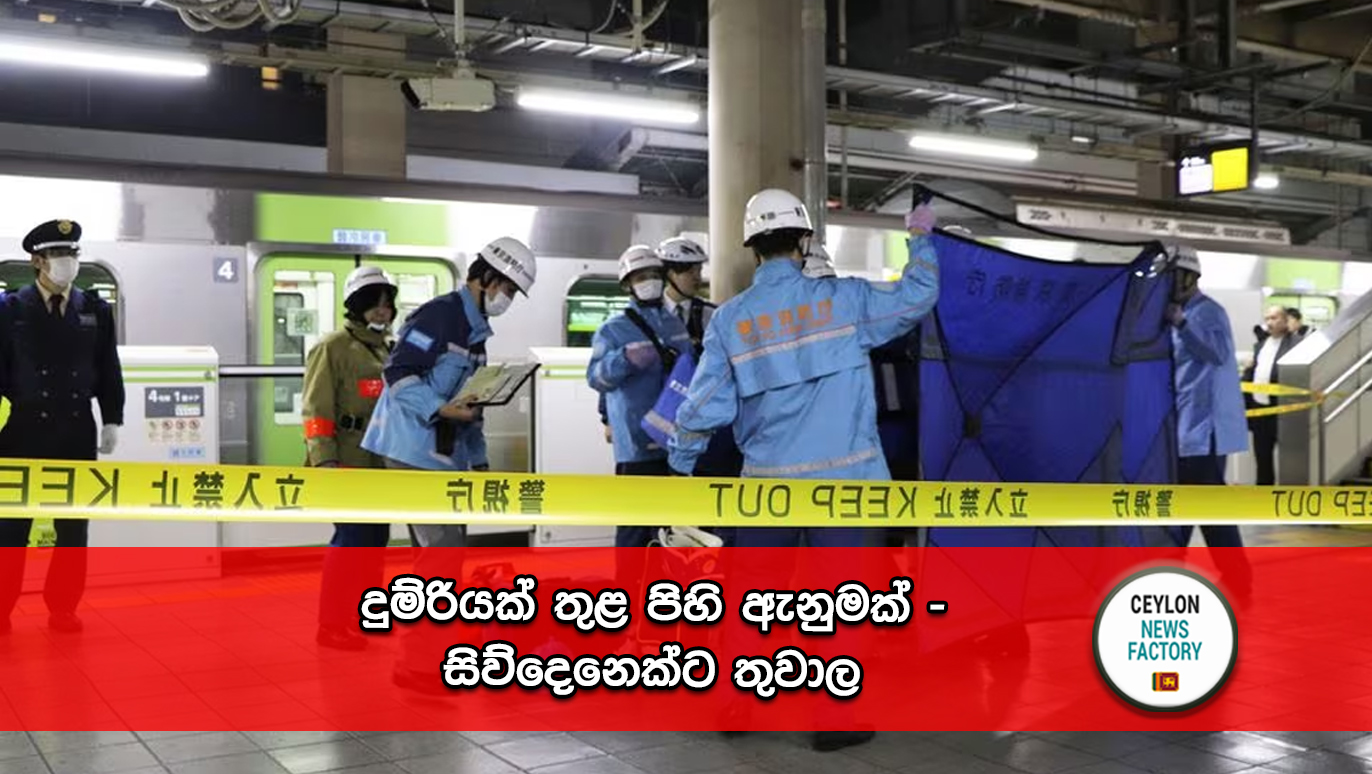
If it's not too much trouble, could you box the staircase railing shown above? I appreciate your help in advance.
[1277,287,1372,485]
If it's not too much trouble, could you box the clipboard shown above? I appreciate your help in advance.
[451,362,540,408]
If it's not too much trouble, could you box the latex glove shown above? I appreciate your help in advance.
[906,204,937,234]
[625,343,660,370]
[1165,304,1187,327]
[603,424,613,444]
[99,424,118,455]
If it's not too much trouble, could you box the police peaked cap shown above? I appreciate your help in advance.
[22,220,82,255]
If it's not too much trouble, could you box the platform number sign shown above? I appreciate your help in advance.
[213,257,240,284]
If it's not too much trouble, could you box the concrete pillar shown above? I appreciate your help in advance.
[326,29,408,178]
[800,0,829,242]
[708,0,804,303]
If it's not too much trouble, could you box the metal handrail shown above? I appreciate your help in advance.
[1316,345,1372,483]
[1325,375,1372,424]
[220,365,306,378]
[1321,347,1372,404]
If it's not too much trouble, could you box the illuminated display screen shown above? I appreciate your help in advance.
[1177,143,1251,196]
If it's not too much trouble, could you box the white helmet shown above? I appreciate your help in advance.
[618,244,663,282]
[743,188,813,246]
[478,236,538,295]
[1170,244,1202,276]
[658,237,708,265]
[801,244,836,279]
[344,265,396,305]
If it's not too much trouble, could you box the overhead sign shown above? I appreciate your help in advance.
[1177,142,1251,197]
[332,229,388,246]
[1015,204,1290,246]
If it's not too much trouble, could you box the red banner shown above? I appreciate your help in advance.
[0,546,1368,731]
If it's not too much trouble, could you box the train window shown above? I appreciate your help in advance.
[0,261,122,338]
[565,276,629,347]
[394,273,437,324]
[562,276,713,346]
[271,269,336,423]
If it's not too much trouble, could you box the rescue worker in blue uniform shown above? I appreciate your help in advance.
[1165,245,1252,599]
[0,219,124,635]
[669,190,939,544]
[668,190,939,752]
[803,245,921,544]
[362,236,537,693]
[362,236,536,543]
[304,266,398,651]
[588,245,693,547]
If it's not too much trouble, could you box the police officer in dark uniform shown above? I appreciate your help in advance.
[656,238,743,544]
[0,219,124,634]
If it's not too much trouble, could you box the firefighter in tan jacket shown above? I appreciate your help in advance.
[306,265,397,651]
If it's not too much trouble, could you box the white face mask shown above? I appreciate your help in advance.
[45,257,78,287]
[633,279,664,302]
[485,290,513,318]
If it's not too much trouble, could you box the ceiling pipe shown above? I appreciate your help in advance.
[1268,164,1372,189]
[993,0,1372,76]
[1313,1,1372,20]
[994,0,1142,26]
[833,149,1139,197]
[1195,0,1328,23]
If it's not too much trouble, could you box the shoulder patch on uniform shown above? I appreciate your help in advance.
[404,329,435,351]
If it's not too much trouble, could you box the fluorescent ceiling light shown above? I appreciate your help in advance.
[0,36,208,78]
[381,197,444,205]
[1071,135,1094,144]
[517,88,699,125]
[1253,173,1280,190]
[909,132,1039,162]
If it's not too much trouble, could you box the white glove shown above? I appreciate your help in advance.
[99,424,118,455]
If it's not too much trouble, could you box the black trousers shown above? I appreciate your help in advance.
[0,517,88,619]
[1251,415,1278,487]
[1176,452,1244,549]
[615,459,671,547]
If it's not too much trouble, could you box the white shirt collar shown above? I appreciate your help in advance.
[36,282,69,315]
[663,294,688,316]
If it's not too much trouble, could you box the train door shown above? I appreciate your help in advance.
[252,252,455,470]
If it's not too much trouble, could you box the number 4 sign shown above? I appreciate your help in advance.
[213,257,240,284]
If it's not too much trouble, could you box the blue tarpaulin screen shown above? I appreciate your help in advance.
[919,233,1179,548]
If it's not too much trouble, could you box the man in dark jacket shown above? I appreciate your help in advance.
[0,219,124,634]
[1243,305,1303,486]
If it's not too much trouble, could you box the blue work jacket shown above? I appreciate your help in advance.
[362,286,489,470]
[587,301,692,464]
[669,235,940,480]
[1172,292,1248,458]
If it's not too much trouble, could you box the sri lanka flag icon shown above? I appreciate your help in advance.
[1153,672,1179,692]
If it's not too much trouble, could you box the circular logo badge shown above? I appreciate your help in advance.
[1093,566,1237,712]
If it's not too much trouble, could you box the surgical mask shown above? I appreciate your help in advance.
[45,257,78,287]
[633,279,664,302]
[485,290,513,318]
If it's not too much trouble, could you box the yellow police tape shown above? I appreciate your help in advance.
[1241,381,1330,419]
[0,457,1365,528]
